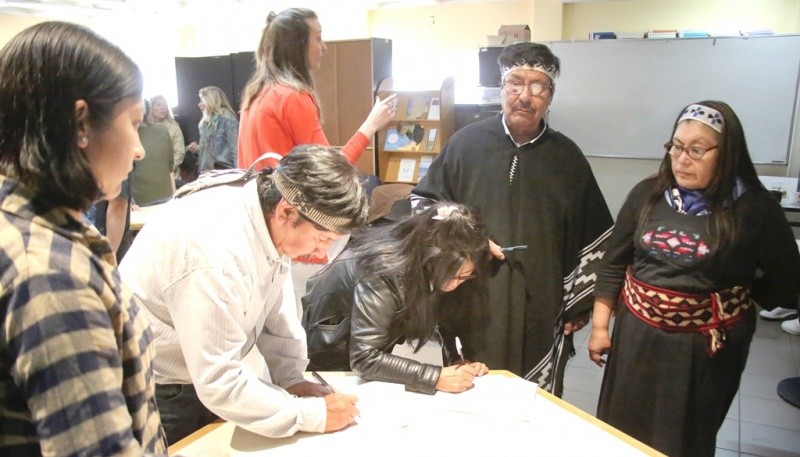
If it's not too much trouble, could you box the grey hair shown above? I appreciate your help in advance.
[256,145,369,232]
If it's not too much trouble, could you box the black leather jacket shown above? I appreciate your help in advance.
[302,254,442,395]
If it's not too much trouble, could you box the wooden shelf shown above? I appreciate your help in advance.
[376,77,455,184]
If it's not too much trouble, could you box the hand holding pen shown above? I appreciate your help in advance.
[435,337,489,393]
[312,371,361,432]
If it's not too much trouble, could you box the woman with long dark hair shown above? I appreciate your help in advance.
[303,202,492,394]
[589,100,800,457]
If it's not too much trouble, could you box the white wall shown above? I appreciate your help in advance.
[562,0,800,216]
[0,1,371,107]
[2,0,799,217]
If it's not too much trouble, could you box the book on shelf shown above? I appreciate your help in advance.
[397,158,417,182]
[427,97,440,120]
[645,29,677,39]
[678,30,710,38]
[384,127,412,151]
[418,156,433,180]
[384,123,426,152]
[405,95,432,120]
[424,128,437,152]
[741,28,773,36]
[617,32,644,39]
[590,31,617,40]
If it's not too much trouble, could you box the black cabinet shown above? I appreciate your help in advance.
[455,103,501,132]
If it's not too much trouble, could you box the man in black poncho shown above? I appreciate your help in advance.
[412,42,613,396]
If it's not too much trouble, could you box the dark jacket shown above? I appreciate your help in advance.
[302,253,442,394]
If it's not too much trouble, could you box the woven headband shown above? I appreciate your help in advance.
[678,104,724,133]
[501,63,556,82]
[271,172,352,233]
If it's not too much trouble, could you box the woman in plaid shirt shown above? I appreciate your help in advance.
[0,22,167,455]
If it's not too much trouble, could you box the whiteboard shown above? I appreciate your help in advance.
[546,36,800,164]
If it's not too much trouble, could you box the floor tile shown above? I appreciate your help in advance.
[740,373,790,401]
[726,393,740,420]
[715,449,739,457]
[563,366,604,395]
[749,336,795,360]
[561,388,599,416]
[740,422,800,457]
[717,418,740,452]
[743,355,799,379]
[740,396,800,431]
[755,320,795,341]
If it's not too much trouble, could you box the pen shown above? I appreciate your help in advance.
[312,371,333,390]
[455,337,466,365]
[500,244,528,252]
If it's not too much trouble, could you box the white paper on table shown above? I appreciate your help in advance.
[431,375,538,422]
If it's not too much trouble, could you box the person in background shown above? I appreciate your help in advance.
[302,203,492,394]
[131,98,175,206]
[238,7,397,170]
[0,21,166,455]
[589,101,800,457]
[148,94,186,175]
[119,146,369,445]
[411,42,614,396]
[187,86,239,172]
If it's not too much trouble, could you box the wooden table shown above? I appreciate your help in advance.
[168,371,664,456]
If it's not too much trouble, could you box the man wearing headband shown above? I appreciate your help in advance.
[120,145,369,444]
[412,42,613,396]
[589,101,800,456]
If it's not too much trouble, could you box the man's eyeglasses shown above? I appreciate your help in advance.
[503,80,552,97]
[664,142,718,160]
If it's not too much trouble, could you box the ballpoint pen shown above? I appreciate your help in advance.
[455,337,466,365]
[500,244,528,252]
[312,371,333,390]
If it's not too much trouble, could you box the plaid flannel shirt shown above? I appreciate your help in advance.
[0,175,167,456]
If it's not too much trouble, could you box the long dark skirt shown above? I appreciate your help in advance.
[596,305,756,457]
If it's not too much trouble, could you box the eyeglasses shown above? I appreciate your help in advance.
[502,80,552,97]
[664,142,718,160]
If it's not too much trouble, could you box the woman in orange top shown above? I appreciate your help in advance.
[239,8,397,170]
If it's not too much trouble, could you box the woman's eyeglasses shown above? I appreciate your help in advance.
[664,142,718,160]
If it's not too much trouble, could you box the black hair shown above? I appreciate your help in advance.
[348,202,492,347]
[256,144,369,232]
[0,21,143,210]
[640,100,765,253]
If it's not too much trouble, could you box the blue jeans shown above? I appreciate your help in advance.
[155,383,219,446]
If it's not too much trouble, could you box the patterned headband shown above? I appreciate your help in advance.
[271,172,353,233]
[501,63,557,82]
[678,104,724,133]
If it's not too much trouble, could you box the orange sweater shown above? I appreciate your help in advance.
[238,84,369,170]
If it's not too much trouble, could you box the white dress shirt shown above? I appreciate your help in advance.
[120,179,326,437]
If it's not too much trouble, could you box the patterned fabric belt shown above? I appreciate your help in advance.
[622,269,752,355]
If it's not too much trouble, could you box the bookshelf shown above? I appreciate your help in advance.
[376,77,455,183]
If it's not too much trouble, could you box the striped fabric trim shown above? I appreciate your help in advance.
[525,227,612,393]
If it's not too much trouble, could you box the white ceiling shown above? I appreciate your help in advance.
[0,0,610,18]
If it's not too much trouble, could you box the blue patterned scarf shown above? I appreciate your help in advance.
[665,178,747,215]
